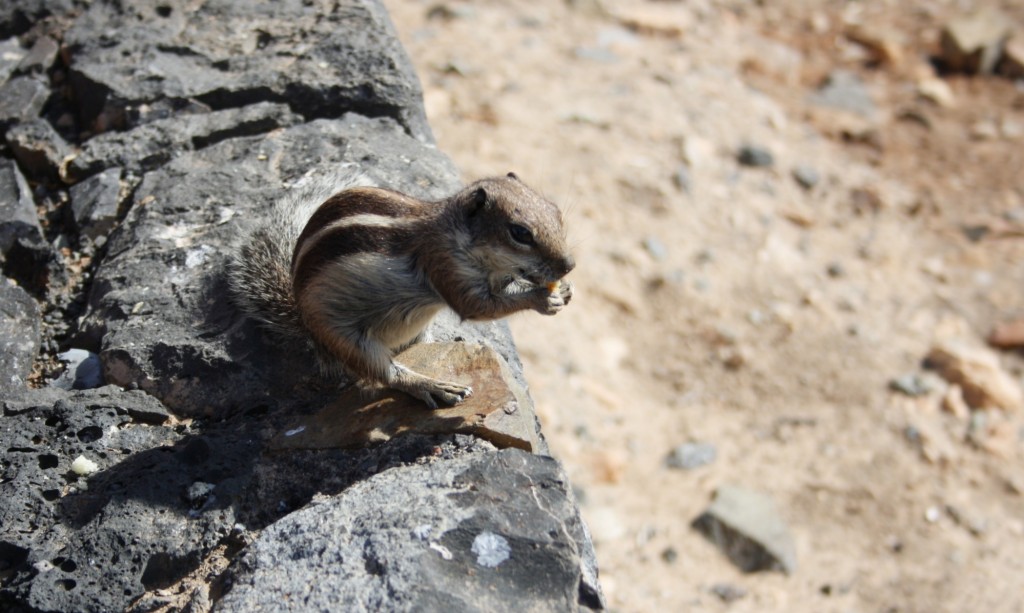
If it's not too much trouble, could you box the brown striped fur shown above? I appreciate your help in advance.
[230,171,574,408]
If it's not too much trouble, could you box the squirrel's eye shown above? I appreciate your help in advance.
[508,223,535,246]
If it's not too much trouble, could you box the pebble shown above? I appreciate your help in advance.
[888,373,937,397]
[810,69,876,117]
[926,341,1024,411]
[665,442,717,470]
[692,484,797,574]
[642,236,668,260]
[792,164,820,189]
[671,164,692,193]
[710,583,747,603]
[737,144,774,168]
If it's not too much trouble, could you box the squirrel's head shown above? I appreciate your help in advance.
[457,172,575,289]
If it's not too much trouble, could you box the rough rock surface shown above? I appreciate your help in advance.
[0,1,602,611]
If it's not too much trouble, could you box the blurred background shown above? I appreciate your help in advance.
[385,1,1024,610]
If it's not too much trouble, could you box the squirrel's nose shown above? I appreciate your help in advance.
[560,255,576,275]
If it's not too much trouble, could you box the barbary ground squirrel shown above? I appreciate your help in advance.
[228,171,575,407]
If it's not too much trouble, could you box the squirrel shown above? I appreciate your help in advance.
[228,170,575,408]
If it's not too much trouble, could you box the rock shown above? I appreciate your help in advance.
[5,118,73,183]
[0,1,77,39]
[218,449,604,612]
[710,582,748,603]
[737,144,774,168]
[845,24,904,66]
[63,0,433,141]
[988,318,1024,349]
[642,236,668,260]
[63,102,302,181]
[939,10,1013,74]
[68,167,124,240]
[50,348,104,390]
[792,164,820,190]
[692,484,797,574]
[671,164,692,193]
[809,70,876,118]
[665,442,717,470]
[15,35,58,75]
[917,77,956,108]
[889,373,938,397]
[271,342,543,453]
[0,37,28,83]
[999,36,1024,79]
[0,277,40,393]
[0,158,42,255]
[925,341,1023,411]
[0,76,49,130]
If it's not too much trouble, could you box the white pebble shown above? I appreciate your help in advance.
[71,455,99,475]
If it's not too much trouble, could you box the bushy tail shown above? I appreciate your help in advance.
[227,168,373,342]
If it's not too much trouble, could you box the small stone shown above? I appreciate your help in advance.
[0,37,28,83]
[845,24,905,66]
[187,481,216,508]
[710,583,748,603]
[925,341,1023,411]
[810,70,876,117]
[889,373,936,397]
[15,36,59,75]
[692,485,797,574]
[0,76,49,130]
[917,77,956,108]
[5,119,73,183]
[660,547,678,564]
[988,318,1024,349]
[0,158,43,255]
[0,278,40,394]
[925,506,942,523]
[737,144,774,168]
[939,9,1013,75]
[70,455,99,476]
[665,442,717,470]
[792,164,820,189]
[671,164,692,193]
[51,348,103,390]
[642,236,668,260]
[69,168,124,240]
[826,262,844,278]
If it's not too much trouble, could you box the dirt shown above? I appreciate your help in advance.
[384,1,1024,611]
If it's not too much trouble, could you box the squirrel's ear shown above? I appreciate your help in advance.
[506,171,519,181]
[468,187,487,217]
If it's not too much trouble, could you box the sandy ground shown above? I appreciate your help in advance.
[384,1,1024,611]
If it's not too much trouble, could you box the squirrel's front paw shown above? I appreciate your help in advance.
[538,280,573,315]
[419,379,473,409]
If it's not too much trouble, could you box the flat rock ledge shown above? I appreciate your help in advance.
[0,1,603,611]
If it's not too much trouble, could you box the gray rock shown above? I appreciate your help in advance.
[889,373,937,397]
[665,442,717,470]
[672,164,692,193]
[65,101,302,181]
[219,449,604,612]
[0,0,77,39]
[0,75,49,130]
[0,276,40,393]
[15,35,59,75]
[710,582,747,602]
[51,348,104,390]
[792,164,820,190]
[69,167,124,240]
[737,144,774,168]
[809,70,876,118]
[6,118,73,183]
[692,484,797,574]
[0,37,27,83]
[63,0,433,141]
[0,158,42,254]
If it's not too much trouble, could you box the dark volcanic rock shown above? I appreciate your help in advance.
[0,277,40,393]
[64,101,302,181]
[63,0,433,141]
[6,118,73,183]
[0,158,41,254]
[0,76,49,130]
[68,167,123,240]
[220,449,604,612]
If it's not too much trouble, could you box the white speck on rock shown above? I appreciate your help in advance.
[471,531,510,568]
